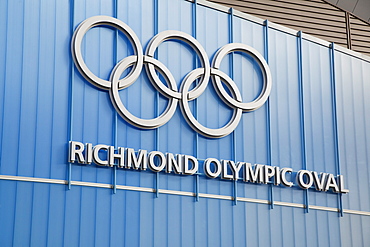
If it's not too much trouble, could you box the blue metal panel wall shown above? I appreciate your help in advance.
[0,0,71,246]
[335,52,370,212]
[268,28,306,246]
[0,0,369,246]
[335,51,370,246]
[301,40,338,209]
[196,7,236,247]
[268,28,303,204]
[232,15,268,247]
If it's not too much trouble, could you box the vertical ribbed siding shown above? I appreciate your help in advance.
[301,41,341,245]
[31,1,54,245]
[68,1,115,246]
[335,51,370,247]
[335,52,370,212]
[197,6,233,247]
[267,27,305,246]
[0,0,71,245]
[301,40,338,209]
[268,29,303,201]
[1,2,24,246]
[0,0,370,246]
[49,0,72,244]
[0,0,7,174]
[1,0,23,176]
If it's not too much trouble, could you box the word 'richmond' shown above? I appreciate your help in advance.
[69,141,349,194]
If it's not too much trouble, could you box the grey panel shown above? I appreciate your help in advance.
[353,0,370,23]
[336,0,357,12]
[326,0,339,4]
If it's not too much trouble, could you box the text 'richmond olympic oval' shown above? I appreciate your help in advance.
[69,141,349,194]
[71,16,272,138]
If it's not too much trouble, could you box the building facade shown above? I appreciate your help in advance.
[0,0,369,246]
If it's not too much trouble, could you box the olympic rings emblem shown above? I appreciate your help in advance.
[71,16,272,138]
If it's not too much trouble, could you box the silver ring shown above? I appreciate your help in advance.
[212,43,272,112]
[145,30,210,100]
[109,55,178,129]
[72,15,143,90]
[179,68,243,138]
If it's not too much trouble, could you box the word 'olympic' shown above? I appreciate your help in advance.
[71,16,272,138]
[69,141,349,194]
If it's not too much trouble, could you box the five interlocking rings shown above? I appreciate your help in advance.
[72,16,272,138]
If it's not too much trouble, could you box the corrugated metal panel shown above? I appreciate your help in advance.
[335,49,370,247]
[0,0,370,246]
[340,214,370,246]
[211,0,370,57]
[268,28,303,206]
[209,0,348,46]
[301,40,338,208]
[335,51,370,212]
[349,15,370,56]
[267,28,310,246]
